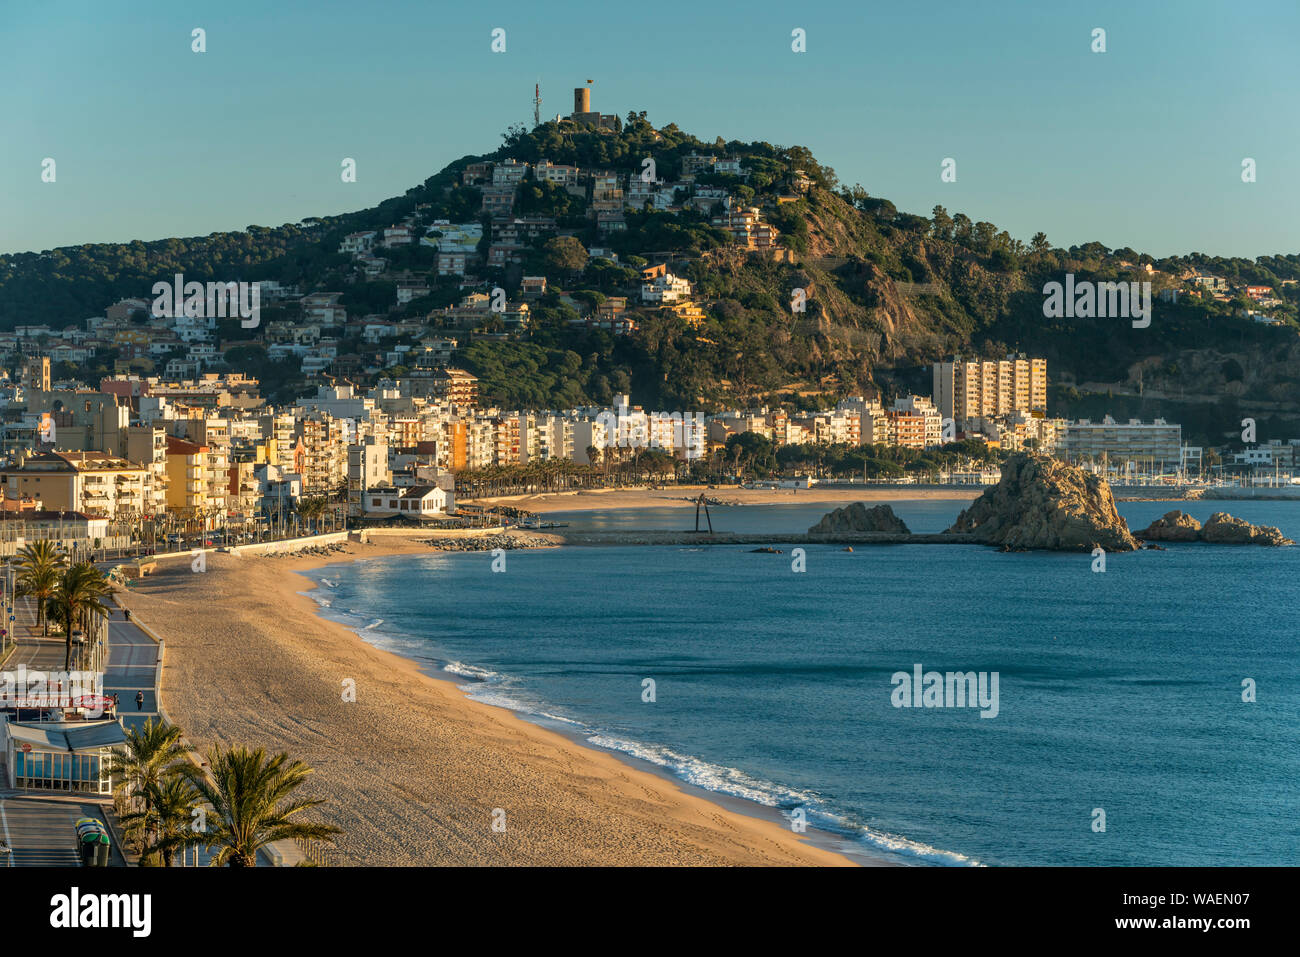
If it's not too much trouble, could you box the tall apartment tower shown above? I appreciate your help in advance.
[933,355,1047,424]
[347,437,390,517]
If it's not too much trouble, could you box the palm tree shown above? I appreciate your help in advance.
[180,744,341,867]
[119,775,200,867]
[112,718,190,811]
[46,561,114,670]
[14,540,67,635]
[296,496,326,534]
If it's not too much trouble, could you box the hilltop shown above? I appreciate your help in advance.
[3,112,1299,444]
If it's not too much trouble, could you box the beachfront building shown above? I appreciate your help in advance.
[0,510,126,559]
[1060,417,1182,465]
[965,412,1065,453]
[164,434,229,525]
[570,418,610,465]
[347,438,391,517]
[362,485,451,519]
[294,411,349,496]
[0,450,151,520]
[2,719,126,794]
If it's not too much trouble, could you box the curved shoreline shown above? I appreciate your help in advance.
[119,540,863,867]
[301,560,918,866]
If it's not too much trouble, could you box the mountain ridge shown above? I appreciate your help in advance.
[3,116,1299,444]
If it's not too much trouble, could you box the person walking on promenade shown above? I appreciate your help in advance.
[135,690,144,711]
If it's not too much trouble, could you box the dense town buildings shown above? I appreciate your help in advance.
[4,95,1282,529]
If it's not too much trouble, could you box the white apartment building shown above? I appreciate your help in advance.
[640,272,692,304]
[1061,417,1182,464]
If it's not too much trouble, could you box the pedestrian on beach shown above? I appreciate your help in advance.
[135,690,144,711]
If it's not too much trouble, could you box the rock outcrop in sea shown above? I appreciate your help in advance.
[945,453,1138,551]
[808,503,911,535]
[1132,510,1203,541]
[1135,510,1293,545]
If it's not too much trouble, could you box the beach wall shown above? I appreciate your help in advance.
[226,532,351,556]
[1201,486,1300,500]
[359,526,507,542]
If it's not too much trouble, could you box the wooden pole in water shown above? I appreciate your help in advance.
[694,493,712,533]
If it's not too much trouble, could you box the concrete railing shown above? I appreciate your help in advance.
[225,532,351,557]
[358,526,506,542]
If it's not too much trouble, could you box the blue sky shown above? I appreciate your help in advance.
[2,0,1297,259]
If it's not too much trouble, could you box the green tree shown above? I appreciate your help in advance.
[542,236,588,275]
[179,744,342,867]
[931,205,954,241]
[45,561,113,670]
[112,717,191,835]
[14,540,67,635]
[119,775,200,867]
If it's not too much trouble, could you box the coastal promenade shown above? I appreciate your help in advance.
[112,571,305,867]
[2,590,295,866]
[0,600,141,868]
[0,792,127,867]
[5,599,160,730]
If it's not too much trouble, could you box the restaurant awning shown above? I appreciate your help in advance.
[6,721,127,753]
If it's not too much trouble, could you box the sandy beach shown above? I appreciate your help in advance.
[484,484,982,514]
[118,540,857,866]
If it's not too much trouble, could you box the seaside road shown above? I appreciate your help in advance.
[5,594,74,671]
[104,610,160,732]
[104,608,281,867]
[4,635,68,671]
[0,793,126,867]
[4,611,160,731]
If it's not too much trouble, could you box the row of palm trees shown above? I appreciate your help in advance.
[456,449,686,499]
[11,540,114,670]
[294,495,335,533]
[114,718,341,867]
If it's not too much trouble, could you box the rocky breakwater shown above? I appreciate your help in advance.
[423,532,558,551]
[807,503,911,535]
[946,453,1139,551]
[1135,510,1293,546]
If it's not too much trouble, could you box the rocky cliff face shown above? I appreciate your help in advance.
[1132,510,1203,541]
[1199,512,1293,545]
[946,453,1139,551]
[808,502,911,535]
[1134,510,1293,545]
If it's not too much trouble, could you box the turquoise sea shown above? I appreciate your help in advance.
[306,499,1300,866]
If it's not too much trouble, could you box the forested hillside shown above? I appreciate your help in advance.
[3,114,1299,444]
